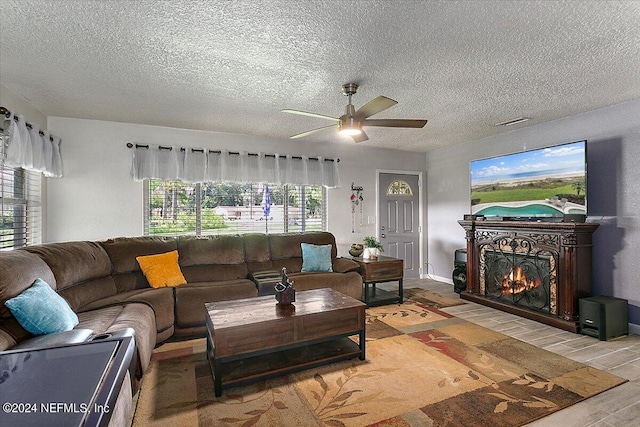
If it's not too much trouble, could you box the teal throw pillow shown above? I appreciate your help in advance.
[4,278,79,336]
[301,243,333,273]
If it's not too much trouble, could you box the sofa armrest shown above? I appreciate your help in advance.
[332,257,361,273]
[11,328,95,350]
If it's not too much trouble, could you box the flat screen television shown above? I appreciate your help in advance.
[470,140,587,220]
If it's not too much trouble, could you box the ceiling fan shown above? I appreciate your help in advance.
[282,83,428,143]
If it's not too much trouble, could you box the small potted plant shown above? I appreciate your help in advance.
[363,236,383,259]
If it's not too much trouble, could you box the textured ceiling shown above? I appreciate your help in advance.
[1,0,639,152]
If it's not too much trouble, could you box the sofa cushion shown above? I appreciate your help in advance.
[23,241,118,311]
[77,303,156,374]
[5,278,79,335]
[100,236,177,274]
[0,250,56,318]
[174,279,257,327]
[79,288,175,336]
[136,250,187,288]
[25,241,112,291]
[269,232,338,260]
[332,257,361,273]
[178,236,249,282]
[178,235,245,266]
[243,233,271,263]
[301,243,333,272]
[179,263,249,283]
[274,258,304,274]
[244,233,274,273]
[110,272,152,293]
[100,237,178,292]
[57,276,119,312]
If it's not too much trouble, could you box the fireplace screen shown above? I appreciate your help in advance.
[479,238,557,314]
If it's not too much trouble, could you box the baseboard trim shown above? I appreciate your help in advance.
[629,323,640,336]
[420,274,452,284]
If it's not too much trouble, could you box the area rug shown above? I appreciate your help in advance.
[132,298,625,427]
[403,287,467,308]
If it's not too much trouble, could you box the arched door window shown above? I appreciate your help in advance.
[387,180,413,196]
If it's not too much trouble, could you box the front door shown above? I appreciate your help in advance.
[378,173,421,278]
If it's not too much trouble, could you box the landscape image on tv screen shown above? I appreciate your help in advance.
[470,140,586,218]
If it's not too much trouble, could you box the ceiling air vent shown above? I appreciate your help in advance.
[495,117,531,127]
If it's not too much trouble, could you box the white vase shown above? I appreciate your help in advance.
[363,247,379,259]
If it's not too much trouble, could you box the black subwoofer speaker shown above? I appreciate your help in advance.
[580,296,629,341]
[452,249,467,294]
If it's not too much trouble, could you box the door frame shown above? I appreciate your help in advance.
[376,169,425,278]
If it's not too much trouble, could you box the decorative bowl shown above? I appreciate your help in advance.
[349,244,364,257]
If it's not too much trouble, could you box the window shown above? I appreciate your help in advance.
[0,133,42,249]
[387,180,413,196]
[144,180,326,236]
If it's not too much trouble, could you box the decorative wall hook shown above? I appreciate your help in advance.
[350,182,364,232]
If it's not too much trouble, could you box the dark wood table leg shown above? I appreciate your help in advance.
[363,282,369,305]
[398,278,404,304]
[214,358,222,397]
[359,328,366,360]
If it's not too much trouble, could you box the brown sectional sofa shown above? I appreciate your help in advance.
[0,232,363,380]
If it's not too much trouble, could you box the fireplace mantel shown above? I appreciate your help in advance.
[458,219,599,332]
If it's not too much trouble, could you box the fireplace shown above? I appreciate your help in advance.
[481,241,555,313]
[458,220,599,332]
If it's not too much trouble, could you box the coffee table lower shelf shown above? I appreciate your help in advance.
[207,336,363,396]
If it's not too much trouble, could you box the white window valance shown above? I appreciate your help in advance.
[130,144,340,188]
[2,109,63,178]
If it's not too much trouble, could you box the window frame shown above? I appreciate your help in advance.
[143,180,327,236]
[1,133,43,250]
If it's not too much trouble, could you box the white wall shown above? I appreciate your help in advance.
[0,84,47,129]
[46,117,426,257]
[425,99,640,327]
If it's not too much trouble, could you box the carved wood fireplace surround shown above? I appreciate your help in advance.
[458,219,599,332]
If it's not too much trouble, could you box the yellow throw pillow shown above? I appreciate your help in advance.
[136,250,187,288]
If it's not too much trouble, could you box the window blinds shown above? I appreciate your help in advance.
[0,133,42,249]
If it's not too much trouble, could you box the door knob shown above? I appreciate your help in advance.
[381,233,386,238]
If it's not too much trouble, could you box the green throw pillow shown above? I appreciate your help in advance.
[4,278,79,336]
[301,243,333,272]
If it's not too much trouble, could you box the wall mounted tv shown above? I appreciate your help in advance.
[470,140,587,220]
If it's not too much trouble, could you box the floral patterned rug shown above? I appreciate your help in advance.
[133,297,625,427]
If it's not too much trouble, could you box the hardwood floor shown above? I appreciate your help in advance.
[387,278,640,427]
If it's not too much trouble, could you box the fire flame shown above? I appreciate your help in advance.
[501,267,541,295]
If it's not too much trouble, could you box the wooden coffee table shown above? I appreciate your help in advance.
[205,288,366,397]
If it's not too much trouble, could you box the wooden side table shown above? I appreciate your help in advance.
[355,255,404,306]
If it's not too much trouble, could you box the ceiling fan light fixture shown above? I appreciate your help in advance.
[338,116,362,136]
[339,127,363,136]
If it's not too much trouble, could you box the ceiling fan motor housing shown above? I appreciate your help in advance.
[342,83,358,96]
[339,104,361,134]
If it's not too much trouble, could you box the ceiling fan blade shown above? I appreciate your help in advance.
[362,119,428,128]
[353,96,398,119]
[290,124,337,139]
[281,109,340,122]
[351,131,369,143]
